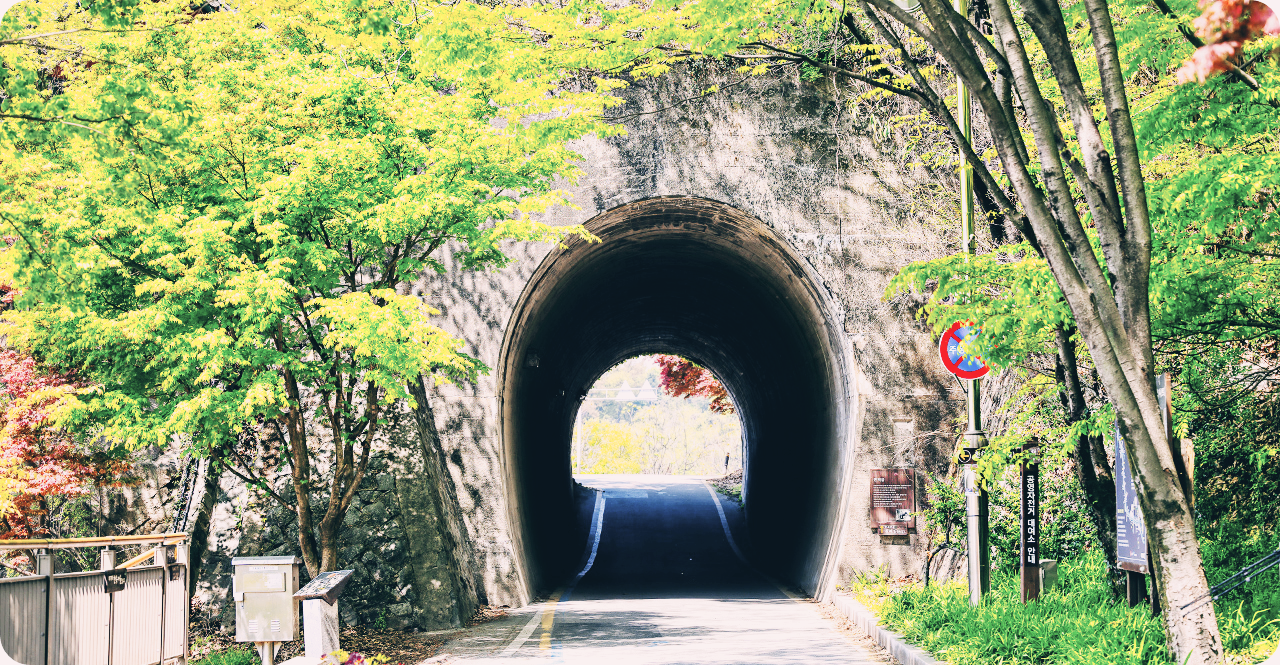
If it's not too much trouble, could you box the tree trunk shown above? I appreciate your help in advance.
[186,459,222,596]
[280,369,322,578]
[852,0,1225,659]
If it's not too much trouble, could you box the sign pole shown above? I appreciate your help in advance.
[956,0,975,259]
[1020,443,1041,602]
[963,378,990,605]
[949,0,988,606]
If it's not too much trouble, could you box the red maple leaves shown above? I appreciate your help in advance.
[0,287,131,540]
[655,355,735,414]
[1178,0,1280,83]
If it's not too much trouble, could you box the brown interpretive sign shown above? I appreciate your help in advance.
[870,468,916,535]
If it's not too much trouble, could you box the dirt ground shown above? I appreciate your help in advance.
[191,605,509,664]
[708,469,744,500]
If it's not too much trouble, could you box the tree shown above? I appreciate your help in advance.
[1176,0,1279,82]
[0,0,617,576]
[655,355,734,414]
[0,339,132,553]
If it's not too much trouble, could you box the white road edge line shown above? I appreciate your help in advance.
[499,489,606,656]
[563,489,607,601]
[703,481,802,601]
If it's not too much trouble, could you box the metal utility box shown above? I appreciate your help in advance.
[233,556,302,643]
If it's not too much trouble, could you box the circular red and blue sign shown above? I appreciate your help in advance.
[939,320,991,380]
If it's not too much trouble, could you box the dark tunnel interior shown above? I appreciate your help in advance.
[499,196,853,595]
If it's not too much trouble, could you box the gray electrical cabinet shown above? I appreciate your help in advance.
[233,555,302,644]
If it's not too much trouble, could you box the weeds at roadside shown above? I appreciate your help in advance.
[851,549,1169,665]
[190,647,256,665]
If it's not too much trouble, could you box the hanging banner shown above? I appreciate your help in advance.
[1115,425,1150,574]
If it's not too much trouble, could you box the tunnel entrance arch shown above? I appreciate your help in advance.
[498,196,860,597]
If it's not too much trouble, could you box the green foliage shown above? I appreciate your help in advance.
[879,0,1280,403]
[191,648,257,665]
[986,468,1100,574]
[574,422,645,475]
[719,482,743,505]
[1190,392,1280,535]
[918,473,966,553]
[1217,598,1280,658]
[0,0,618,441]
[853,549,1171,665]
[919,466,1098,576]
[0,0,624,568]
[1199,524,1280,652]
[572,399,741,476]
[1182,388,1280,644]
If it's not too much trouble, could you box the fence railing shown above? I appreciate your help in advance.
[0,534,189,665]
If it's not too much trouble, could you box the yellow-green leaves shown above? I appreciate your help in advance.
[310,290,484,406]
[0,0,621,457]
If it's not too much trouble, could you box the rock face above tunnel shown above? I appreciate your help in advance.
[396,61,967,616]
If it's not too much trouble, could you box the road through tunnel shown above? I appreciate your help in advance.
[499,196,858,598]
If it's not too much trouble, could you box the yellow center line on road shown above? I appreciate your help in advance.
[534,489,607,653]
[539,589,564,650]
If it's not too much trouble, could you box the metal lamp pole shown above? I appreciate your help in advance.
[954,0,990,606]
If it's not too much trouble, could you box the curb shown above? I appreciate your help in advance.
[832,593,941,665]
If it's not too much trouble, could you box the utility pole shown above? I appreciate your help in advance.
[954,0,989,607]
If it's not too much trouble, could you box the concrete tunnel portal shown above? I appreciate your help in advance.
[499,196,859,598]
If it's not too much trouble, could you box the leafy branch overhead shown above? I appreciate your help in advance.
[0,0,616,574]
[655,355,735,414]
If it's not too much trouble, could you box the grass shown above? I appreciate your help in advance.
[850,549,1170,665]
[191,647,257,665]
[851,548,1280,664]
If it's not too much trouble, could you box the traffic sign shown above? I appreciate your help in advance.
[940,320,991,380]
[957,447,982,465]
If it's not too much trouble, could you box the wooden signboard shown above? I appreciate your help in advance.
[870,469,916,535]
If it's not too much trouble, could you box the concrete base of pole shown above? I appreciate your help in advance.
[303,599,340,659]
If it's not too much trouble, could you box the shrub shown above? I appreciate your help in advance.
[855,549,1169,665]
[191,649,257,665]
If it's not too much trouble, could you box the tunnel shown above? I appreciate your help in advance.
[498,196,858,597]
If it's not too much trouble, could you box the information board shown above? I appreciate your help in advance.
[1021,462,1040,566]
[103,569,127,594]
[294,569,354,605]
[1114,426,1150,573]
[870,468,916,535]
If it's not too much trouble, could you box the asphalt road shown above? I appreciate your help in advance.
[453,474,881,664]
